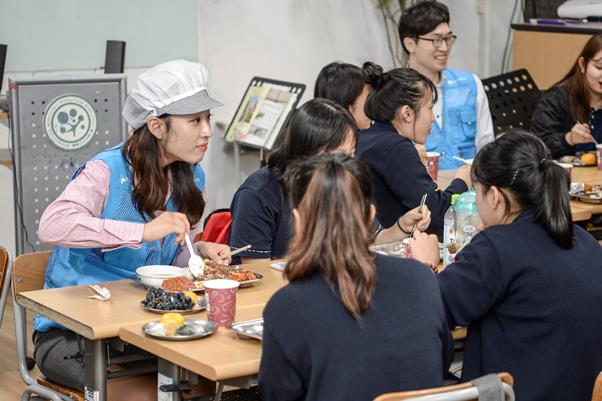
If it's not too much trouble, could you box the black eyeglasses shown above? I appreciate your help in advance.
[417,35,457,49]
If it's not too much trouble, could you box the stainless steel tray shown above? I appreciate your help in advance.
[229,318,264,340]
[190,272,263,291]
[571,193,602,204]
[369,241,407,257]
[143,319,217,341]
[140,299,206,314]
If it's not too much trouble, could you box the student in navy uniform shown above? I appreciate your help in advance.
[258,154,452,401]
[314,61,373,129]
[410,131,602,401]
[356,64,471,229]
[532,33,602,158]
[229,98,431,263]
[398,1,494,170]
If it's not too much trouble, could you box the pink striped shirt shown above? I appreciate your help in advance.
[38,159,199,267]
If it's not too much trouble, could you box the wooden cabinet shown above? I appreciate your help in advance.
[511,23,602,90]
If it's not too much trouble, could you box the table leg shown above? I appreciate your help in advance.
[158,359,181,401]
[83,338,107,401]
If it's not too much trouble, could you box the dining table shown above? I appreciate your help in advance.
[16,258,468,401]
[14,260,285,401]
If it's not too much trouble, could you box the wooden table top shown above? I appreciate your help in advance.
[17,257,467,382]
[437,167,602,222]
[120,304,266,381]
[16,260,286,340]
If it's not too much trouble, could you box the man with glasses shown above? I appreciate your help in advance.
[399,1,494,170]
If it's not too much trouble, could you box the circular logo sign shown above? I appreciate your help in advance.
[44,95,97,151]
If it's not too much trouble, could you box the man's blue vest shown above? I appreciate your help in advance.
[34,144,205,332]
[425,68,478,170]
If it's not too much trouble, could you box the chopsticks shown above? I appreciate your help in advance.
[452,155,471,164]
[230,244,252,256]
[411,194,428,237]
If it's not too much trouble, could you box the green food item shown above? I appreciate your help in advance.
[176,324,196,336]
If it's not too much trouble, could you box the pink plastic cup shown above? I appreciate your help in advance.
[204,279,239,327]
[597,144,602,170]
[425,152,440,181]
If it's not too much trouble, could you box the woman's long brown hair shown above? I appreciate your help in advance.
[124,117,205,226]
[556,33,602,123]
[283,154,377,320]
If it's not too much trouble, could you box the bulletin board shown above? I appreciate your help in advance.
[0,0,198,72]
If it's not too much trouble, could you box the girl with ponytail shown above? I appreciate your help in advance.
[355,62,471,230]
[411,130,602,401]
[258,154,451,401]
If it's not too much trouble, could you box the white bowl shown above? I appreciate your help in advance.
[136,265,189,288]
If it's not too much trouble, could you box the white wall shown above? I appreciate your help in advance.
[196,0,396,214]
[0,0,518,255]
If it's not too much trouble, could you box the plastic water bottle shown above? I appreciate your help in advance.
[453,190,481,253]
[462,224,476,247]
[442,194,460,267]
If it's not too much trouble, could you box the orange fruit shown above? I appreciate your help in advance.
[160,312,185,336]
[581,153,597,166]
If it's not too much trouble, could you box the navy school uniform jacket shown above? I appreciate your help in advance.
[229,166,385,261]
[356,122,468,229]
[259,253,453,401]
[229,167,291,260]
[437,211,602,401]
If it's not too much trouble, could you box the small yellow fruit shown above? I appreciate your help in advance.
[581,153,597,166]
[160,312,185,336]
[183,291,199,305]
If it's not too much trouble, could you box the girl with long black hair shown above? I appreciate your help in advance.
[411,130,602,401]
[229,98,431,263]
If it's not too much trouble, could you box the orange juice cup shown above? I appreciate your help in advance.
[204,279,239,327]
[425,152,440,181]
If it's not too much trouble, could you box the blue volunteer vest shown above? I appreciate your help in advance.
[34,144,205,332]
[425,68,478,170]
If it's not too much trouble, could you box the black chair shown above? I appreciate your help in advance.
[482,69,542,136]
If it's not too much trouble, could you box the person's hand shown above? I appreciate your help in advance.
[565,122,595,145]
[397,205,431,237]
[408,231,440,272]
[195,241,231,265]
[142,211,190,244]
[454,164,472,188]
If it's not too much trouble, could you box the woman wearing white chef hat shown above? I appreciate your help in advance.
[35,59,229,393]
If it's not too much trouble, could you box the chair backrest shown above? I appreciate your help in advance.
[199,208,232,245]
[12,251,51,294]
[482,69,542,136]
[592,371,602,401]
[0,245,11,327]
[373,372,514,401]
[11,250,78,401]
